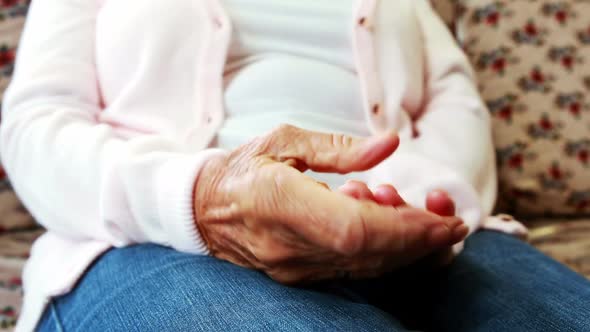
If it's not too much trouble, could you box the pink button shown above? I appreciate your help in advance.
[372,104,380,115]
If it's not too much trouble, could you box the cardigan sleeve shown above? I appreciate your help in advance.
[371,0,497,237]
[416,0,497,223]
[0,0,226,253]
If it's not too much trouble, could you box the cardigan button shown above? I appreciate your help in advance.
[372,103,380,115]
[358,17,373,32]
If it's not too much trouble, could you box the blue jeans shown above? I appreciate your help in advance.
[38,232,590,331]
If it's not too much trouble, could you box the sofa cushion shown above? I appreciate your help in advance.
[434,0,590,216]
[0,0,31,231]
[0,3,32,330]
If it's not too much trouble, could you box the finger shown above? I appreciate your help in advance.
[338,180,376,201]
[268,124,399,174]
[362,206,466,258]
[373,184,406,207]
[426,189,456,216]
[273,170,467,259]
[422,190,465,268]
[425,189,467,242]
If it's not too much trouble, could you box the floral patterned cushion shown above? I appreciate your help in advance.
[0,1,31,330]
[433,0,590,216]
[0,1,27,102]
[0,0,30,225]
[0,259,23,330]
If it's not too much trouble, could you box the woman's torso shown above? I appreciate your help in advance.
[220,0,367,143]
[219,0,369,188]
[12,2,500,330]
[94,0,426,145]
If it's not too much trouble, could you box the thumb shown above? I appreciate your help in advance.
[270,125,399,174]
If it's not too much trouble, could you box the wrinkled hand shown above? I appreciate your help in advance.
[194,124,468,284]
[339,182,459,267]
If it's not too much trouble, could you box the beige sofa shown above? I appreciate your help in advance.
[430,0,590,277]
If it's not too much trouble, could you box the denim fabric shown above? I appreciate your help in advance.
[37,232,590,332]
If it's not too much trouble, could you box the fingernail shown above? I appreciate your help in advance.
[428,224,451,247]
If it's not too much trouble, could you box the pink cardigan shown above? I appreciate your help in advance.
[1,0,526,330]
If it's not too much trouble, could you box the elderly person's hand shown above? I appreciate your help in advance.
[194,124,468,283]
[339,182,459,267]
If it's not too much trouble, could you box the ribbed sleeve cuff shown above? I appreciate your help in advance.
[156,148,228,254]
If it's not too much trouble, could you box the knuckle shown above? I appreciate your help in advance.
[342,134,354,148]
[330,133,354,149]
[262,124,298,154]
[329,133,339,149]
[273,124,296,138]
[324,133,354,172]
[277,123,296,132]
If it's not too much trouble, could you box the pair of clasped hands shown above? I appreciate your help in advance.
[195,125,468,284]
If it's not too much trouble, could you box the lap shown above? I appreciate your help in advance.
[347,231,590,331]
[431,231,590,331]
[38,232,590,332]
[38,244,404,332]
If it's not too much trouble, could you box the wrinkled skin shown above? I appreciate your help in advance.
[194,124,468,284]
[340,181,459,267]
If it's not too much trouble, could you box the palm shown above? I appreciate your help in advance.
[338,181,458,266]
